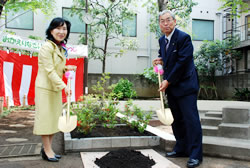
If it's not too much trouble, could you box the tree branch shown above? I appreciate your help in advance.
[0,0,8,16]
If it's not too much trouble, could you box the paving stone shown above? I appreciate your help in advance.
[0,143,41,158]
[9,124,26,128]
[0,124,8,126]
[0,130,17,134]
[5,138,28,142]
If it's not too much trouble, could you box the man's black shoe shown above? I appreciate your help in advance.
[165,151,186,158]
[187,159,201,168]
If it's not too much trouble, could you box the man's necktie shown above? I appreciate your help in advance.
[165,38,169,53]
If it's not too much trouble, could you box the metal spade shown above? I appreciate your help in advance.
[58,71,77,133]
[156,68,174,125]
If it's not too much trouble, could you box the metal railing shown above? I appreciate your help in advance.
[224,23,250,41]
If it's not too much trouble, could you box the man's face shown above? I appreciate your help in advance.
[159,12,176,36]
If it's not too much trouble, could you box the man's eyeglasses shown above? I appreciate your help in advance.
[160,19,173,24]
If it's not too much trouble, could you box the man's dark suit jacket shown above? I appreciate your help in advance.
[158,28,199,97]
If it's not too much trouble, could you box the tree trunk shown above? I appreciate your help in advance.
[102,56,106,73]
[158,0,168,11]
[0,0,8,17]
[102,30,109,73]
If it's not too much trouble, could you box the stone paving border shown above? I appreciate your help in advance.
[64,132,160,152]
[0,143,42,158]
[65,112,161,152]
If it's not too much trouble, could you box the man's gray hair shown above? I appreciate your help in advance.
[159,10,175,20]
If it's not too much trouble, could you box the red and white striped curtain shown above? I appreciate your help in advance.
[0,50,84,107]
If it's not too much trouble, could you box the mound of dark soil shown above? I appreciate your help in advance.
[94,149,156,168]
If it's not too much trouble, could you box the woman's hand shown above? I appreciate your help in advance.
[65,65,77,71]
[64,87,72,96]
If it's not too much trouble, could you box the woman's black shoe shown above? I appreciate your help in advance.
[55,154,62,159]
[40,148,59,162]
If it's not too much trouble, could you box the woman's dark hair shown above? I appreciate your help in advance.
[46,17,71,44]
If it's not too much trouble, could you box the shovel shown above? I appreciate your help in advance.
[58,71,77,133]
[154,65,174,125]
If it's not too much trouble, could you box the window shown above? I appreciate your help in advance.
[192,19,214,41]
[6,9,33,30]
[245,15,250,40]
[122,15,137,37]
[62,8,85,33]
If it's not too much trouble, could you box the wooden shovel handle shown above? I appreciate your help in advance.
[158,71,165,110]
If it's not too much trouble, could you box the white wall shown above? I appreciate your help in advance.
[190,0,223,51]
[0,0,224,74]
[0,0,80,44]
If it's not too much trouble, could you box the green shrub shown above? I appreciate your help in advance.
[234,88,250,101]
[111,78,137,100]
[141,67,158,84]
[120,100,153,133]
[73,73,153,135]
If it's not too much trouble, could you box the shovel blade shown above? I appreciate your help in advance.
[58,115,77,133]
[156,108,174,126]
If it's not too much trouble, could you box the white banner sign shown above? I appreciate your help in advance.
[0,31,88,58]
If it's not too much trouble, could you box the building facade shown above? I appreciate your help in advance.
[232,0,250,74]
[0,0,232,75]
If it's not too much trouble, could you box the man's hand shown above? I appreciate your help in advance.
[159,80,169,92]
[152,57,163,66]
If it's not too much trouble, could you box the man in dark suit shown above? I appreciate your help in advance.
[153,10,202,168]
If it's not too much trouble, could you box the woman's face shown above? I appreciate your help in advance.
[51,23,67,43]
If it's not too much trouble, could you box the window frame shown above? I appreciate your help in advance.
[245,15,250,40]
[62,7,86,34]
[5,9,34,30]
[192,19,214,41]
[122,14,137,37]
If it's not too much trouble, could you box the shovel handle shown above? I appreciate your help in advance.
[158,71,165,110]
[67,79,71,122]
